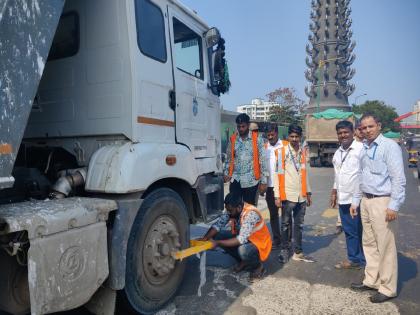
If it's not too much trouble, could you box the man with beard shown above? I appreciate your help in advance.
[200,193,272,280]
[275,124,313,263]
[350,113,406,303]
[224,113,268,205]
[331,120,365,270]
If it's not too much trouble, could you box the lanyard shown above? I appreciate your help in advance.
[288,145,301,173]
[365,144,378,160]
[340,148,352,164]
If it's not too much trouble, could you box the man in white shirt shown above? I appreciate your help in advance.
[265,124,288,249]
[331,120,365,269]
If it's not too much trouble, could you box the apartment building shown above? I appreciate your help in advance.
[236,98,279,121]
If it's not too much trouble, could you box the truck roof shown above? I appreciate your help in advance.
[170,0,211,30]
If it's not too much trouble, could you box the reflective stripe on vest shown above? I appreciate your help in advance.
[275,141,307,201]
[228,131,261,180]
[239,203,272,261]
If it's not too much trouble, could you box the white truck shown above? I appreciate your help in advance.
[0,0,227,314]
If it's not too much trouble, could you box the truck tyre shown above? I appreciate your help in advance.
[122,188,189,314]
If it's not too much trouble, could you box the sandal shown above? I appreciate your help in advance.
[334,261,362,270]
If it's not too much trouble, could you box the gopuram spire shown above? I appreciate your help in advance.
[305,0,356,113]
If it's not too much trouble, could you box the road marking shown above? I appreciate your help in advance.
[321,208,338,218]
[413,170,418,179]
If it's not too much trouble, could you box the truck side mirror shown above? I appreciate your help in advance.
[204,27,220,48]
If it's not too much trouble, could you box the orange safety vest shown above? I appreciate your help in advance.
[274,141,308,201]
[228,131,261,180]
[230,203,272,261]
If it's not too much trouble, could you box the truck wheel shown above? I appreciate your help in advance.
[123,188,189,314]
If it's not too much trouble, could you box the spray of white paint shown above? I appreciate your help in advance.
[32,0,41,15]
[0,0,9,22]
[36,51,45,77]
[28,258,37,289]
[197,251,207,297]
[206,266,241,299]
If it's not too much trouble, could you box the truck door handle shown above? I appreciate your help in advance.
[169,90,176,110]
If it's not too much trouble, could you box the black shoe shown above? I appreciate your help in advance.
[370,292,394,303]
[335,226,343,235]
[350,283,377,292]
[278,249,289,264]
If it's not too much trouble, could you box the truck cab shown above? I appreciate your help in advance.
[0,0,228,314]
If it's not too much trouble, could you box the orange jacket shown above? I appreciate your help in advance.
[228,131,261,180]
[275,141,308,201]
[230,203,272,261]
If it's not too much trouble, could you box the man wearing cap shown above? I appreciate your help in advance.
[200,193,272,280]
[224,113,268,205]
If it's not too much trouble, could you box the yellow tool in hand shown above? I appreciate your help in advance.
[172,239,213,260]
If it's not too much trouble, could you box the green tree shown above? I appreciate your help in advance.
[352,100,400,132]
[266,87,306,126]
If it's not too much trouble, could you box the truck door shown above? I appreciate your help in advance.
[133,0,175,143]
[168,8,218,159]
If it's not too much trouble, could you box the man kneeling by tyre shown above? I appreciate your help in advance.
[200,193,272,280]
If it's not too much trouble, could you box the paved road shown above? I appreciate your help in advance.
[158,156,420,315]
[6,151,418,315]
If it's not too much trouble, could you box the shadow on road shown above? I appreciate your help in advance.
[398,252,418,295]
[302,224,337,256]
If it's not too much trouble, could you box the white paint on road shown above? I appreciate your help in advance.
[239,276,400,315]
[197,251,207,297]
[413,170,418,179]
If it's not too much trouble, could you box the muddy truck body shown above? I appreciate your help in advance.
[0,0,226,314]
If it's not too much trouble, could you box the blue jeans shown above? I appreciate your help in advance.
[215,230,260,269]
[339,204,365,265]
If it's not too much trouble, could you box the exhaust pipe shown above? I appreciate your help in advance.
[50,168,87,199]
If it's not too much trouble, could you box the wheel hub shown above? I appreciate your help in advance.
[143,216,181,283]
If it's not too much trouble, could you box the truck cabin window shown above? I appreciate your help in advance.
[135,0,167,62]
[173,18,203,80]
[47,12,79,61]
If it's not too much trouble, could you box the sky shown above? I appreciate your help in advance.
[180,0,420,115]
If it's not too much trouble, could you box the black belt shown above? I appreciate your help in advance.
[363,193,391,199]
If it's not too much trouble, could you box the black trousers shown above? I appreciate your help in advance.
[229,180,259,206]
[265,187,281,245]
[281,201,306,254]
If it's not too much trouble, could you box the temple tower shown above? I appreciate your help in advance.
[305,0,356,113]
